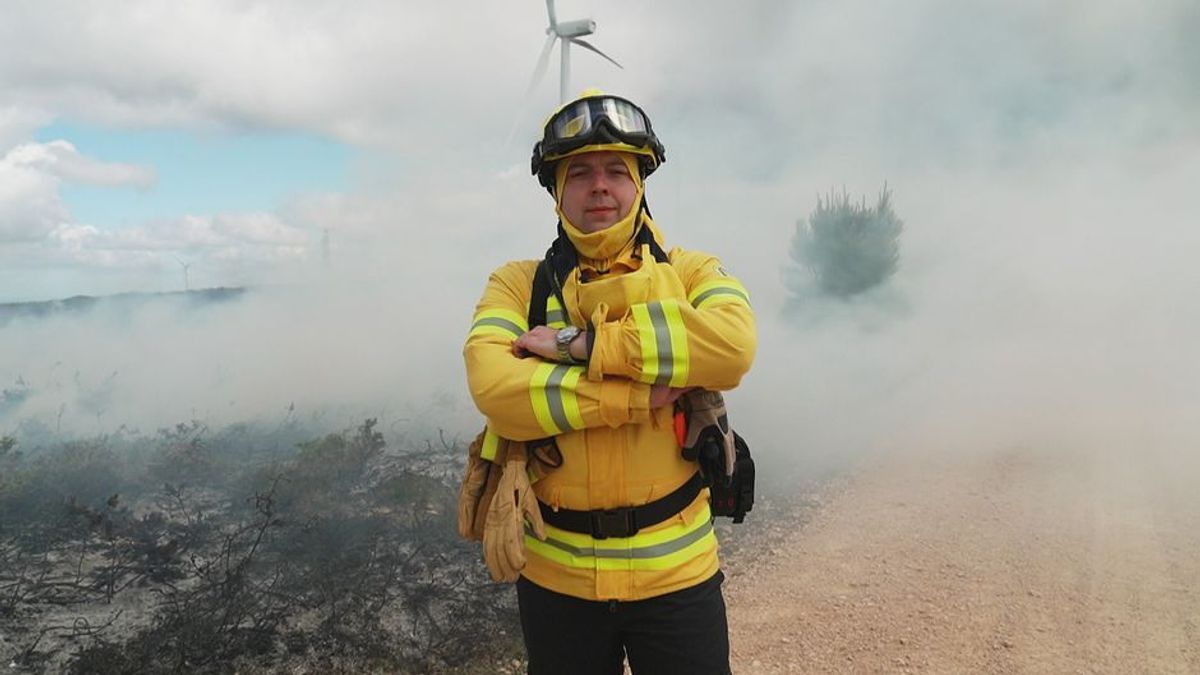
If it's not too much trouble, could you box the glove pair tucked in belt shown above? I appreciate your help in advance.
[455,430,546,582]
[483,441,546,582]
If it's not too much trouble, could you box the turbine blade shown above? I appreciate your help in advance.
[570,38,623,69]
[526,34,557,98]
[505,34,558,150]
[545,0,557,29]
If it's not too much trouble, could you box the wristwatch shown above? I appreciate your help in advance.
[555,325,582,363]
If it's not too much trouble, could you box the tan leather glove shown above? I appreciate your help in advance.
[677,389,736,486]
[457,431,491,541]
[482,443,547,583]
[457,430,508,541]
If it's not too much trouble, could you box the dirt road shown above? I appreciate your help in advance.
[725,445,1200,673]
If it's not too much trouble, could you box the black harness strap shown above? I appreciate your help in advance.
[637,219,671,264]
[528,226,576,328]
[528,258,554,329]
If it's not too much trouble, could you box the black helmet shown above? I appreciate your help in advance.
[531,89,666,191]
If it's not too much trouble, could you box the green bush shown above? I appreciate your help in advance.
[789,185,903,299]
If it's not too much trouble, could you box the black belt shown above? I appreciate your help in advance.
[538,472,704,540]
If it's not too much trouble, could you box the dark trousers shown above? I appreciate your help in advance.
[516,571,731,675]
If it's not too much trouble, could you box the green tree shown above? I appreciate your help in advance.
[789,185,903,299]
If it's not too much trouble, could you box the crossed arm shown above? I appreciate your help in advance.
[463,254,756,441]
[511,326,691,409]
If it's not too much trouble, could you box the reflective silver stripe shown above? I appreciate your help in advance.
[546,308,568,325]
[544,364,572,433]
[526,519,714,559]
[692,286,750,308]
[471,316,525,336]
[647,302,674,386]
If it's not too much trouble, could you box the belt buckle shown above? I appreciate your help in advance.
[589,508,638,540]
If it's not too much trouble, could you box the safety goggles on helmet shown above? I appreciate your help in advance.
[532,94,666,190]
[544,96,652,155]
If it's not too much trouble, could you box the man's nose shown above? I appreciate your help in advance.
[588,172,610,193]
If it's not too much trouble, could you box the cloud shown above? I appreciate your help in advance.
[0,152,67,243]
[6,139,155,188]
[0,139,154,244]
[0,136,303,293]
[2,1,1197,172]
[0,209,313,304]
[218,212,310,246]
[632,0,1200,183]
[48,212,311,266]
[0,1,550,149]
[0,105,52,153]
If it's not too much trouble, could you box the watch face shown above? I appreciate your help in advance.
[556,326,581,362]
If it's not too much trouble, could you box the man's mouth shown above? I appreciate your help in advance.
[586,206,616,214]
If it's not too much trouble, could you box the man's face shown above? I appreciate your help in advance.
[558,151,639,234]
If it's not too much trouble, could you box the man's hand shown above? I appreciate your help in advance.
[512,326,557,360]
[512,326,587,362]
[516,329,688,406]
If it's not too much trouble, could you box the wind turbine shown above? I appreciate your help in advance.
[174,256,191,292]
[527,0,623,103]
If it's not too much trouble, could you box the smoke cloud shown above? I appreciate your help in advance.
[1,1,1197,483]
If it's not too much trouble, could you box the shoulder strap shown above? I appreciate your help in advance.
[635,218,670,264]
[529,259,551,328]
[638,198,670,264]
[528,231,574,328]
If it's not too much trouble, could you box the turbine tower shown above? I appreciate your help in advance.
[175,257,191,292]
[527,0,623,102]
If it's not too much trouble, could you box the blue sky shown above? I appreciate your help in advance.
[35,121,350,229]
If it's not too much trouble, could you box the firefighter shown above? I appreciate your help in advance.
[463,89,756,674]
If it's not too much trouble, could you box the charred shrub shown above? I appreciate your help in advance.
[66,485,290,674]
[293,418,385,492]
[147,421,222,488]
[4,419,516,673]
[0,439,126,551]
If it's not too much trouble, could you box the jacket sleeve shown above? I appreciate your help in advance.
[463,261,655,442]
[586,251,756,391]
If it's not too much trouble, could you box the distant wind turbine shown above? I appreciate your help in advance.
[174,257,191,292]
[527,0,623,103]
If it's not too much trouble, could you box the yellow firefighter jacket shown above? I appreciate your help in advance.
[463,217,756,601]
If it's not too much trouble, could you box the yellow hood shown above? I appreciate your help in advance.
[554,152,648,263]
